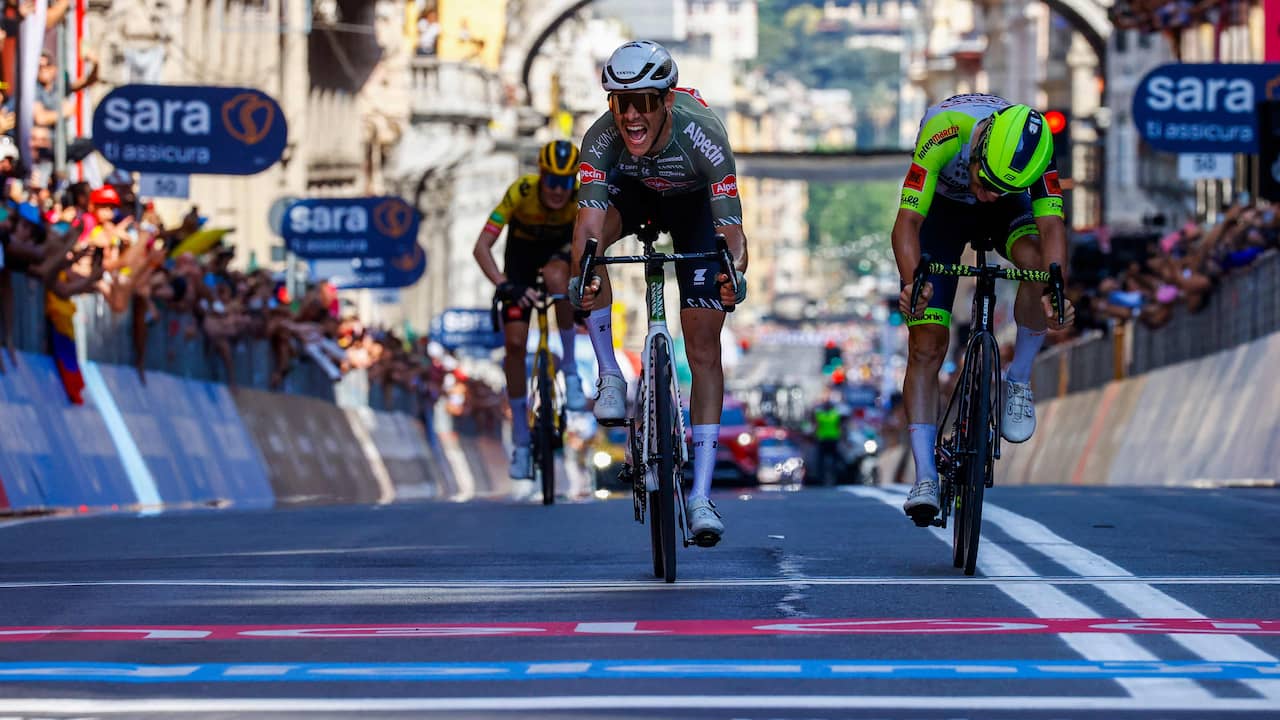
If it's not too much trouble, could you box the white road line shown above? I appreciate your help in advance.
[846,485,1209,701]
[980,503,1280,701]
[0,695,1273,713]
[0,576,1277,591]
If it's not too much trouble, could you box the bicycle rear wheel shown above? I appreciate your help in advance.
[960,338,995,576]
[653,337,678,583]
[536,351,556,505]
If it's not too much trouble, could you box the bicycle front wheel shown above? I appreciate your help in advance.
[960,339,995,576]
[536,351,556,505]
[653,337,678,583]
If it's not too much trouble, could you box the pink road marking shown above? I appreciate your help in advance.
[0,619,1275,642]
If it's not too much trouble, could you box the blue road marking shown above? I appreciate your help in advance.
[0,660,1276,682]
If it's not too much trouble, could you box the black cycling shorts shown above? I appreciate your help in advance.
[909,194,1038,328]
[500,222,571,324]
[607,172,725,312]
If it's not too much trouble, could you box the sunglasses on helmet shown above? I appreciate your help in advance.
[608,91,664,115]
[542,172,575,190]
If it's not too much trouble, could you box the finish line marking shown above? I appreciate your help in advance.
[0,660,1276,683]
[0,695,1275,713]
[0,618,1278,642]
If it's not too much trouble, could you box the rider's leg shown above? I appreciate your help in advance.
[1002,227,1047,443]
[1006,232,1049,383]
[585,207,623,378]
[502,318,532,448]
[542,258,578,374]
[904,322,948,480]
[681,307,726,501]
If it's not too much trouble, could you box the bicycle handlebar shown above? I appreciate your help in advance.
[578,234,739,313]
[909,255,1066,325]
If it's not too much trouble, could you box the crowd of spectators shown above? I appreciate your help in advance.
[1108,0,1251,57]
[0,160,510,429]
[1063,198,1279,340]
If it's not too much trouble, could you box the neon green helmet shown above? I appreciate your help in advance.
[973,104,1055,194]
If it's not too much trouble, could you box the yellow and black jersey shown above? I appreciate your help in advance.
[483,174,578,246]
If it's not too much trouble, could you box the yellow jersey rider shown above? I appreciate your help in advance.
[474,140,586,481]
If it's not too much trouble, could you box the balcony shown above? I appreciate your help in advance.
[410,58,504,126]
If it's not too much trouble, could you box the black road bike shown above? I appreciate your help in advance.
[909,250,1063,575]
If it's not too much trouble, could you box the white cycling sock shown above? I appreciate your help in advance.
[587,307,621,377]
[909,423,937,482]
[1006,325,1048,383]
[691,424,718,500]
[559,328,578,376]
[509,397,530,446]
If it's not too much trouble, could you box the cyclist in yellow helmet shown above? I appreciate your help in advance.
[474,139,585,481]
[891,95,1077,523]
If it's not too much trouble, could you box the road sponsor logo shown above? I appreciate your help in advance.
[92,85,287,175]
[284,197,420,260]
[0,660,1276,683]
[1,619,1275,642]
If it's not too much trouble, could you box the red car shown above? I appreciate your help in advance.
[683,399,759,485]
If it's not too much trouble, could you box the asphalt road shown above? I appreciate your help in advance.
[0,483,1277,718]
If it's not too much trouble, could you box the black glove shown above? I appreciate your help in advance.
[495,281,527,303]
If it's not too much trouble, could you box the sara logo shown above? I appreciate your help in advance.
[392,244,425,271]
[221,92,276,145]
[284,196,420,260]
[711,174,738,199]
[93,84,287,175]
[580,162,606,184]
[372,199,415,238]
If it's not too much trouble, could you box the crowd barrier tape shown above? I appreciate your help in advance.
[0,352,134,511]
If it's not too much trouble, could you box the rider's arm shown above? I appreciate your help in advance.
[571,206,607,272]
[571,111,621,271]
[719,223,748,273]
[473,183,519,286]
[1029,158,1068,282]
[891,209,925,284]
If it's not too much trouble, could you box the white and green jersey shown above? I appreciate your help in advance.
[578,88,743,228]
[900,93,1063,219]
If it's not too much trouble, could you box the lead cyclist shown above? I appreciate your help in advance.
[568,40,749,547]
[890,95,1077,524]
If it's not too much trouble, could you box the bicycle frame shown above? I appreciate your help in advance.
[578,230,737,572]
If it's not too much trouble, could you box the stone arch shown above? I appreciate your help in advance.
[502,0,1114,98]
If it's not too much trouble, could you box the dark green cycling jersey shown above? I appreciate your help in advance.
[577,88,743,228]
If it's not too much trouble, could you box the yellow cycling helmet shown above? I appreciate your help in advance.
[538,140,579,177]
[973,104,1055,194]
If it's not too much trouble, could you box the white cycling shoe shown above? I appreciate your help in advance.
[593,373,627,424]
[1002,378,1036,443]
[564,373,587,411]
[903,476,940,526]
[687,496,724,547]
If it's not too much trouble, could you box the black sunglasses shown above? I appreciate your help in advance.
[608,91,664,115]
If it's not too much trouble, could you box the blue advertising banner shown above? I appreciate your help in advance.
[430,308,503,352]
[1132,63,1280,154]
[92,85,287,175]
[284,197,420,259]
[309,243,427,289]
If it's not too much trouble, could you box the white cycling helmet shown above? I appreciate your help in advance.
[601,40,678,92]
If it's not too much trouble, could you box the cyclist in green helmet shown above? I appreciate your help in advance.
[891,94,1076,523]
